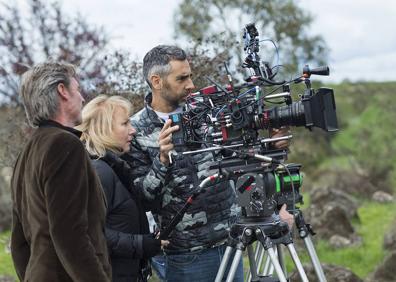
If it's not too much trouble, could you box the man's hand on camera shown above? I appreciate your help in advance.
[158,119,179,166]
[279,204,294,230]
[270,126,291,149]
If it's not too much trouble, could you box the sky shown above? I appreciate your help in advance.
[16,0,396,83]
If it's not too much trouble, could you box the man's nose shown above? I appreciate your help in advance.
[186,79,195,91]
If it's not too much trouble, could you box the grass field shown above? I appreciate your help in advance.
[0,230,16,279]
[276,200,396,279]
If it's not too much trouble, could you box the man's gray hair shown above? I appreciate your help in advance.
[143,45,187,88]
[19,61,77,127]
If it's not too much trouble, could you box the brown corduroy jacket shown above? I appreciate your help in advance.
[10,120,111,282]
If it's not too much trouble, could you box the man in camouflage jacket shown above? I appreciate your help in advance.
[126,92,240,250]
[123,45,292,281]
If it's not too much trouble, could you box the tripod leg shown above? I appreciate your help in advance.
[225,249,244,282]
[276,244,287,277]
[247,243,266,281]
[215,246,233,282]
[247,244,259,281]
[261,249,271,276]
[304,235,327,282]
[254,242,262,263]
[286,243,309,282]
[256,229,287,282]
[256,244,266,273]
[294,209,327,282]
[266,247,287,282]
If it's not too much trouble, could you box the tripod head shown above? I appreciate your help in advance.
[163,138,304,240]
[206,146,303,223]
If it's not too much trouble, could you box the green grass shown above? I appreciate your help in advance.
[0,230,16,278]
[281,200,396,278]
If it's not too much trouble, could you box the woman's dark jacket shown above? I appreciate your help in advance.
[91,152,160,282]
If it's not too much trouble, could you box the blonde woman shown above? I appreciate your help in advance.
[77,95,168,282]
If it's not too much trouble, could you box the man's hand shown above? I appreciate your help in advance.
[160,240,170,250]
[279,204,294,230]
[270,126,291,149]
[158,119,179,166]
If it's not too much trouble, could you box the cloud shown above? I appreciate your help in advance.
[331,51,396,82]
[15,0,395,82]
[300,0,396,82]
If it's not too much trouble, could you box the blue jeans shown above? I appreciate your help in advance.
[162,244,244,282]
[151,255,166,281]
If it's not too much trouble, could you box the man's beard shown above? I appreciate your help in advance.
[161,82,185,109]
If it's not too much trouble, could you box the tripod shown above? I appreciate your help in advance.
[244,210,327,282]
[215,217,309,282]
[160,159,327,282]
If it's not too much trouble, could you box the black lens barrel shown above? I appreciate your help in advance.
[263,102,306,129]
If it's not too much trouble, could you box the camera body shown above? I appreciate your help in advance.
[170,84,337,150]
[169,23,338,218]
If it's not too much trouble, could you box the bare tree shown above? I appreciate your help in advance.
[174,0,329,76]
[0,0,147,166]
[0,0,111,105]
[95,50,146,112]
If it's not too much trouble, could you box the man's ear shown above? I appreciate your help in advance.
[150,75,163,90]
[57,83,69,101]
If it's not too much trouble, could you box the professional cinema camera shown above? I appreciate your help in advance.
[169,23,337,218]
[165,23,337,281]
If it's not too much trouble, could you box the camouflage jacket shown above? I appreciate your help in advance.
[123,93,240,252]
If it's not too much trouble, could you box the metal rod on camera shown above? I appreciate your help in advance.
[264,92,290,100]
[260,135,293,144]
[175,135,293,157]
[181,143,243,155]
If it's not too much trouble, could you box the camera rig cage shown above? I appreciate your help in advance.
[168,22,338,221]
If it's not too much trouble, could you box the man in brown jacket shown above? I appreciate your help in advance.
[10,62,111,281]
